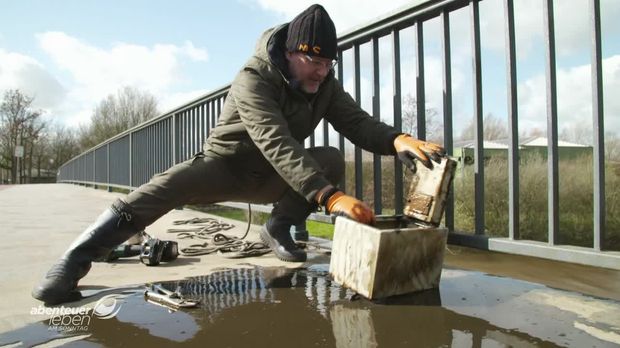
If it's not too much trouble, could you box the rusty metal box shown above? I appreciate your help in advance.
[329,157,456,299]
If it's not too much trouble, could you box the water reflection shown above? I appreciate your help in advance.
[329,298,551,348]
[2,266,614,347]
[163,266,354,320]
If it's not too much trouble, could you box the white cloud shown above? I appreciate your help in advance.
[37,31,208,97]
[291,0,618,62]
[474,0,544,58]
[0,31,210,126]
[182,40,209,61]
[518,55,620,137]
[253,0,415,34]
[1,32,210,127]
[0,49,66,109]
[476,0,620,58]
[518,74,547,132]
[159,89,210,114]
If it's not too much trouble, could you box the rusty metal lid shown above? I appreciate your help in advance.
[403,157,457,226]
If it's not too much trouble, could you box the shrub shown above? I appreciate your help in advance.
[344,154,619,250]
[455,155,619,249]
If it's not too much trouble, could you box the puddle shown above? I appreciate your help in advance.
[2,266,619,347]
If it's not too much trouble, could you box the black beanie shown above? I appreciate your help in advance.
[285,4,337,60]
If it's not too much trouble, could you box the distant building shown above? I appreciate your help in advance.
[453,137,592,165]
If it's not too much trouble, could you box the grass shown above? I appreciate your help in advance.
[451,155,619,249]
[187,204,336,240]
[306,221,335,239]
[342,155,619,250]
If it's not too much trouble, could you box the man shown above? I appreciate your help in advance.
[32,4,445,305]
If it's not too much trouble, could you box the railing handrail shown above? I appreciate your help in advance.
[337,0,467,48]
[63,84,231,162]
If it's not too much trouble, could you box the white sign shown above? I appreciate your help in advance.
[14,145,24,158]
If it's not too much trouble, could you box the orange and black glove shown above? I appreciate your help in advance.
[393,134,446,171]
[317,187,375,225]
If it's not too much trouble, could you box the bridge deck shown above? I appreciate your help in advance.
[0,184,619,345]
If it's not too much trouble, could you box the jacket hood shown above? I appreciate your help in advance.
[246,24,290,86]
[249,23,334,92]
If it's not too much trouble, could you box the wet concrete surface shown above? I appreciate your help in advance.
[3,185,620,347]
[2,264,619,348]
[444,246,620,302]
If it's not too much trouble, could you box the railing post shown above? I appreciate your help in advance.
[129,132,133,189]
[441,9,454,232]
[590,0,605,250]
[107,143,112,192]
[415,20,425,140]
[172,113,177,165]
[505,0,520,240]
[371,36,382,214]
[392,29,404,215]
[471,0,485,235]
[93,150,96,189]
[337,49,346,191]
[353,44,363,200]
[543,0,560,245]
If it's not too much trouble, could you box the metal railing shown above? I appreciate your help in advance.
[58,0,619,269]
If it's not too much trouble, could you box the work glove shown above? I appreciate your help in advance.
[318,187,375,225]
[393,134,446,171]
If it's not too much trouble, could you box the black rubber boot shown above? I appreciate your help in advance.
[32,200,142,305]
[260,215,307,262]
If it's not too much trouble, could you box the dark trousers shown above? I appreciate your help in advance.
[122,146,345,229]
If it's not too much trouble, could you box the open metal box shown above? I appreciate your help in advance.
[329,157,457,299]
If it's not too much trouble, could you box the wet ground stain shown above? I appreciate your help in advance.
[2,265,619,347]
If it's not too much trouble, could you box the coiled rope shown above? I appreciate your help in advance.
[166,205,271,258]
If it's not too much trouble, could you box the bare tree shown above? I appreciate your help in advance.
[402,94,443,143]
[52,125,80,170]
[24,121,47,181]
[36,123,80,175]
[520,127,546,139]
[605,131,620,162]
[559,125,620,161]
[459,113,508,141]
[0,89,45,183]
[32,131,51,178]
[560,124,592,146]
[78,86,159,150]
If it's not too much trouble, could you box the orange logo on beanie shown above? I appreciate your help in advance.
[298,43,321,55]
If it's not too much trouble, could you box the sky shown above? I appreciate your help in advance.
[0,0,619,142]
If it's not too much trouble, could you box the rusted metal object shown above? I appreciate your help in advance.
[404,157,458,226]
[330,157,457,299]
[144,284,200,310]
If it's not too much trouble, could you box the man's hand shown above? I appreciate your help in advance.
[393,134,446,171]
[316,186,375,225]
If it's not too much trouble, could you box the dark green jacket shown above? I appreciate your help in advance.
[204,24,400,202]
